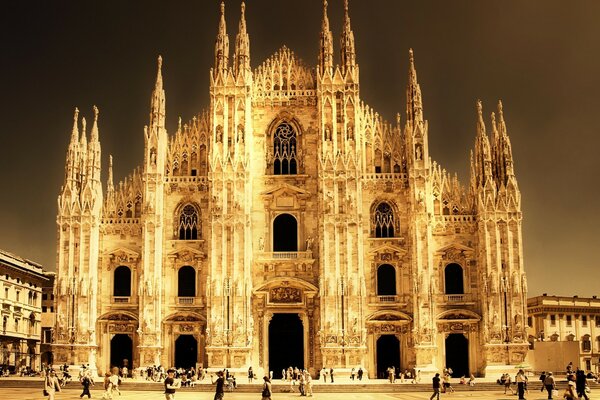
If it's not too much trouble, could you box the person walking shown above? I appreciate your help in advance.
[357,367,363,381]
[164,368,181,400]
[575,369,590,400]
[504,373,514,395]
[305,372,313,397]
[211,370,225,400]
[430,373,441,400]
[248,366,254,384]
[515,369,528,400]
[543,372,556,400]
[539,371,547,392]
[44,370,62,400]
[80,371,93,398]
[564,376,577,400]
[261,376,272,400]
[330,367,334,383]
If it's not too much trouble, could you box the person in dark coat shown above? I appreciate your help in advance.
[575,369,590,400]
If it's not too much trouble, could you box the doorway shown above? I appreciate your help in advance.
[175,335,198,369]
[269,313,303,378]
[110,334,133,369]
[445,333,469,377]
[376,334,400,379]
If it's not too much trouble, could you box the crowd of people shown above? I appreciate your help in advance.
[383,366,421,383]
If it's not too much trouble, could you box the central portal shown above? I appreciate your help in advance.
[175,335,198,369]
[445,333,469,377]
[110,334,133,370]
[376,334,400,378]
[269,313,303,378]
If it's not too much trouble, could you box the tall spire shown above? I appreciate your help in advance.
[214,1,230,74]
[339,0,356,70]
[233,1,250,77]
[149,55,165,129]
[107,155,114,194]
[71,107,80,144]
[90,105,99,142]
[473,100,493,189]
[319,0,334,74]
[496,100,515,179]
[406,49,423,124]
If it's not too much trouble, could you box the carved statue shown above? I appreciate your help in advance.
[258,237,264,251]
[305,236,314,251]
[216,125,223,143]
[415,144,422,160]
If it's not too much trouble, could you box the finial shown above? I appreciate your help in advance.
[74,107,79,121]
[157,55,162,70]
[498,100,504,116]
[241,1,245,15]
[476,99,483,116]
[220,1,225,15]
[409,48,414,62]
[344,0,349,12]
[93,105,99,122]
[491,111,496,126]
[109,154,113,167]
[324,0,328,9]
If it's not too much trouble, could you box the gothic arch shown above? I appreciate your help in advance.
[370,200,400,238]
[266,112,304,175]
[174,202,201,240]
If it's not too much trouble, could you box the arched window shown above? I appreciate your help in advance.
[273,214,298,251]
[114,266,132,297]
[179,204,199,240]
[273,122,297,175]
[444,263,464,294]
[374,202,395,238]
[178,266,196,297]
[377,264,396,295]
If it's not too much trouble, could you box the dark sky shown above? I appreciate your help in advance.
[1,1,599,297]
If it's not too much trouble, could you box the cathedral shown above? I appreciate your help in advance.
[53,1,529,378]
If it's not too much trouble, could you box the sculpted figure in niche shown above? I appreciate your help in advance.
[258,237,264,251]
[325,126,332,141]
[216,125,223,143]
[347,125,354,140]
[305,236,314,251]
[415,144,422,160]
[237,124,244,143]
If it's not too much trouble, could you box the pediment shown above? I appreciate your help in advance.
[435,243,474,254]
[367,310,412,322]
[437,309,481,321]
[368,242,407,257]
[106,247,140,263]
[167,246,204,261]
[260,183,311,198]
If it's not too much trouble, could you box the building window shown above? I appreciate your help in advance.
[42,328,52,344]
[113,266,132,297]
[444,263,464,294]
[373,202,395,238]
[15,291,20,302]
[42,293,48,301]
[42,306,47,313]
[586,359,592,371]
[582,315,588,326]
[582,335,591,351]
[178,204,199,240]
[567,315,572,326]
[597,316,600,326]
[272,214,298,252]
[273,122,297,175]
[376,264,396,296]
[178,266,196,297]
[4,288,7,299]
[550,315,556,326]
[527,316,533,327]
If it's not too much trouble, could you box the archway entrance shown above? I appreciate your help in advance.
[110,334,133,369]
[175,335,198,369]
[445,333,469,377]
[376,334,400,379]
[269,313,303,378]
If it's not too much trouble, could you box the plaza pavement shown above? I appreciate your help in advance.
[0,387,580,400]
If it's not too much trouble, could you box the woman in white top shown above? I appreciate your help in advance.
[44,370,62,400]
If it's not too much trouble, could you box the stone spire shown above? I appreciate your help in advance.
[406,49,423,125]
[149,55,165,129]
[233,1,250,77]
[473,100,493,189]
[339,0,356,70]
[90,105,99,142]
[319,0,334,74]
[107,155,114,194]
[214,1,230,75]
[495,100,516,181]
[70,107,80,144]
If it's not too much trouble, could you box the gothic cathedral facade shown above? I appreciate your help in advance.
[53,1,529,378]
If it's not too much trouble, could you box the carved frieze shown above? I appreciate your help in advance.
[269,287,302,303]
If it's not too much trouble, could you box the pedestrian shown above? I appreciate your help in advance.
[261,376,272,400]
[563,376,576,400]
[321,367,327,383]
[110,367,121,396]
[44,370,62,400]
[164,368,181,400]
[357,367,363,381]
[539,371,547,392]
[575,369,589,400]
[101,372,113,400]
[80,371,93,398]
[211,370,225,400]
[430,372,441,400]
[515,369,527,400]
[305,371,313,397]
[543,371,556,400]
[330,367,334,383]
[248,366,254,383]
[504,373,514,395]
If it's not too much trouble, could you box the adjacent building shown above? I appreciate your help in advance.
[527,294,600,373]
[52,1,529,377]
[41,272,55,367]
[0,249,47,372]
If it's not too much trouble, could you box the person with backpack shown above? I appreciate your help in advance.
[80,370,94,398]
[261,375,272,400]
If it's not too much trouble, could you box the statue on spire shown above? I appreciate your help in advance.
[319,0,334,74]
[340,0,356,70]
[214,1,230,75]
[234,1,250,77]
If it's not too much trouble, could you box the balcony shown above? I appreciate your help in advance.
[259,251,313,260]
[378,295,398,303]
[113,297,130,304]
[443,294,475,304]
[177,297,195,305]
